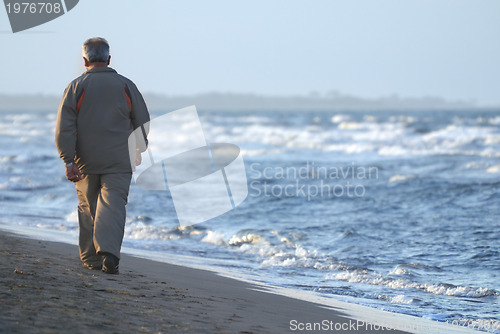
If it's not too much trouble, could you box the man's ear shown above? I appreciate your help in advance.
[83,57,90,67]
[107,55,111,65]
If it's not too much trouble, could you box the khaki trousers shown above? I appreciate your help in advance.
[75,173,132,264]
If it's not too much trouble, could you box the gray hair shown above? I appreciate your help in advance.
[82,37,110,63]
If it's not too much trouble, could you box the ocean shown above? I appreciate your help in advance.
[0,108,499,332]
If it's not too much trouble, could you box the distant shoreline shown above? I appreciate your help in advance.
[1,92,498,112]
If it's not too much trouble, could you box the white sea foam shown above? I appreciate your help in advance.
[388,115,416,123]
[226,233,346,271]
[201,230,226,245]
[338,122,365,130]
[124,222,205,241]
[228,232,263,246]
[489,116,500,125]
[327,271,498,298]
[389,294,415,304]
[124,223,174,241]
[330,114,352,123]
[388,174,416,183]
[486,165,500,173]
[323,143,375,154]
[388,266,410,276]
[195,111,500,158]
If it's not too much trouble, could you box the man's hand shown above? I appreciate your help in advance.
[136,149,142,166]
[66,164,82,182]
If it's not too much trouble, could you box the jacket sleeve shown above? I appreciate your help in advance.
[55,83,78,164]
[126,82,150,152]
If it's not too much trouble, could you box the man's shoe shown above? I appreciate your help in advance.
[102,253,119,274]
[83,262,102,270]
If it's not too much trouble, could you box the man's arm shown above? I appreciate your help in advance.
[126,82,150,153]
[55,83,82,181]
[55,84,78,163]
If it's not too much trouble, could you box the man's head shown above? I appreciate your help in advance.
[82,37,110,68]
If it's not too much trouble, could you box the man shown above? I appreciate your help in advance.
[55,37,150,274]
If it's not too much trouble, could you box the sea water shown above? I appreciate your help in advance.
[0,109,499,332]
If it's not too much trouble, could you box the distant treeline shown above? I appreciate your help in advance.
[0,92,492,112]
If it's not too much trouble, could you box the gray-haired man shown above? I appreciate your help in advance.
[55,37,150,274]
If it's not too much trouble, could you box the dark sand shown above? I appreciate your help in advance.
[0,231,416,333]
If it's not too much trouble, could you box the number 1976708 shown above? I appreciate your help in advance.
[6,2,62,14]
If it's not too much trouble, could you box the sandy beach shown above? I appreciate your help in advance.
[1,230,484,334]
[0,231,413,334]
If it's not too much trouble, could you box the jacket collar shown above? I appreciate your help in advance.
[84,67,117,74]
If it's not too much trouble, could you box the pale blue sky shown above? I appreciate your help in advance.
[1,0,499,105]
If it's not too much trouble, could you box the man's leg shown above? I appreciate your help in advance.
[93,173,132,260]
[75,173,102,267]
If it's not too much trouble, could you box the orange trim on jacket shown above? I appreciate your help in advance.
[124,86,132,109]
[76,89,86,113]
